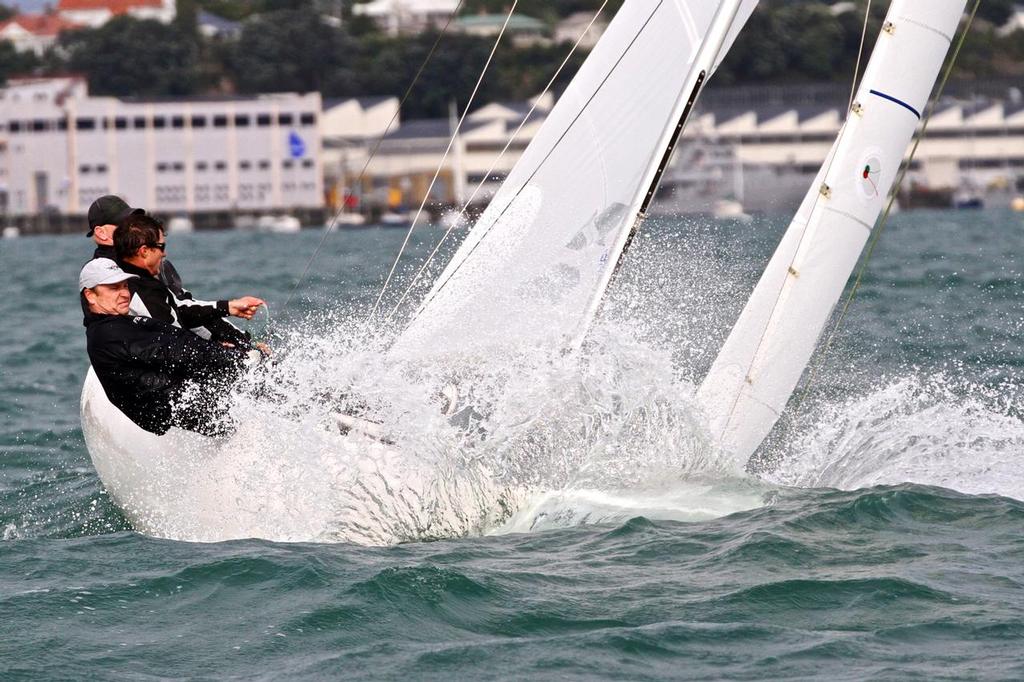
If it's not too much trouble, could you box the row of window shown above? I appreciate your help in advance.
[4,112,317,134]
[78,159,315,174]
[151,182,317,202]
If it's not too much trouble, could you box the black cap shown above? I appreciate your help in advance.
[86,195,145,237]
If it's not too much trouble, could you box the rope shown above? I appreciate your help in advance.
[368,0,520,322]
[846,0,873,115]
[795,0,982,412]
[395,1,668,335]
[280,0,467,313]
[381,1,611,324]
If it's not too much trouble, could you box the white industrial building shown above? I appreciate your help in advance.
[0,77,323,226]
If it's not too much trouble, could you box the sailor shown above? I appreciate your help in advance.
[85,194,262,347]
[112,213,265,348]
[80,258,248,436]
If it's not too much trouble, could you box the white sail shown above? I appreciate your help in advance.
[395,0,759,358]
[697,0,969,468]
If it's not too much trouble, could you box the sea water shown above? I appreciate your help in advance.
[1,210,1023,679]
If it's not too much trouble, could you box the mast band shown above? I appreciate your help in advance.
[869,89,921,119]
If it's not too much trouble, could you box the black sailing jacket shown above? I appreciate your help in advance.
[84,312,245,435]
[89,246,252,348]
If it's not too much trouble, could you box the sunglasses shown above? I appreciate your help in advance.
[147,242,167,252]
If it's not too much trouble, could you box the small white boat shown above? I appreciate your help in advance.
[1,226,20,239]
[379,211,412,227]
[335,212,367,227]
[256,214,302,233]
[166,216,194,234]
[712,199,752,222]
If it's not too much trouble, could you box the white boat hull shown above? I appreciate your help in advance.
[80,368,522,544]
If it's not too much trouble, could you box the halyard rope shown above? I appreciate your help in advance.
[369,0,521,321]
[381,1,612,324]
[281,0,467,313]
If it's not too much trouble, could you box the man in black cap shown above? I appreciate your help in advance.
[84,194,264,348]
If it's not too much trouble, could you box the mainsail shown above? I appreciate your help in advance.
[395,0,759,357]
[697,0,970,468]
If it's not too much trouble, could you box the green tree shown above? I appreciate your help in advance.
[60,17,201,96]
[0,41,40,85]
[230,9,356,94]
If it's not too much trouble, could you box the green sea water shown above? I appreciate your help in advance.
[1,210,1023,679]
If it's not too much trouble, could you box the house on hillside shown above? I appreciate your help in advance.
[554,11,607,49]
[197,9,240,40]
[455,13,547,47]
[998,5,1024,36]
[0,13,81,54]
[56,0,177,28]
[353,0,459,35]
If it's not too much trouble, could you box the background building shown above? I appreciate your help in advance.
[0,77,324,231]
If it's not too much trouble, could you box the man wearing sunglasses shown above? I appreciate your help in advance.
[86,195,263,347]
[114,213,264,347]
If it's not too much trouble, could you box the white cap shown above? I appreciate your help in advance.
[79,258,137,291]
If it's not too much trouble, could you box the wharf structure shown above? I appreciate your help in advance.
[0,77,324,234]
[335,84,1024,218]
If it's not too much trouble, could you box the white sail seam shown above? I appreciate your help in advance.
[823,208,873,233]
[897,16,954,43]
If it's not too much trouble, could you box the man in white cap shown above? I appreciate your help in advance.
[80,258,247,436]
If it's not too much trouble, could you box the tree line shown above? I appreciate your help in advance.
[1,0,1021,119]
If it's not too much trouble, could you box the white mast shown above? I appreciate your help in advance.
[697,0,970,469]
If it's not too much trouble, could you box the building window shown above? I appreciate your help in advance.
[213,115,228,128]
[114,117,127,130]
[214,161,227,171]
[191,115,206,128]
[282,159,294,169]
[172,162,184,172]
[234,114,250,127]
[196,161,208,171]
[102,118,111,130]
[153,117,166,129]
[239,160,251,170]
[7,121,20,133]
[300,113,315,126]
[258,160,270,170]
[80,164,92,174]
[133,117,147,129]
[156,162,169,172]
[76,118,96,130]
[257,113,272,127]
[278,113,293,126]
[57,119,68,131]
[302,159,314,169]
[172,116,185,129]
[96,164,108,173]
[31,120,47,132]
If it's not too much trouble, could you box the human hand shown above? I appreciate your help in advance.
[255,342,271,357]
[229,296,265,319]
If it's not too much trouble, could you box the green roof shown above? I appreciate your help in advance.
[456,14,547,31]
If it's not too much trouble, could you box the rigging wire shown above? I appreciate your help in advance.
[381,1,611,324]
[793,0,982,413]
[280,0,467,313]
[394,1,668,336]
[846,0,873,115]
[368,0,521,322]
